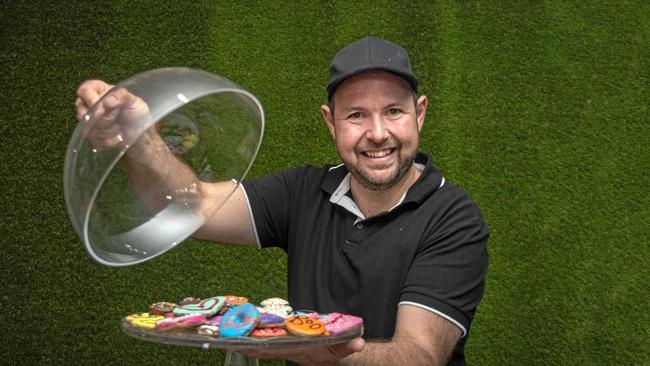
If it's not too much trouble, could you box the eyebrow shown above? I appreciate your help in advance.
[340,100,410,113]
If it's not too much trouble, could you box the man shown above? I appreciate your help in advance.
[76,36,488,366]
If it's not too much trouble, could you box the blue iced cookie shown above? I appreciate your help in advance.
[220,304,260,337]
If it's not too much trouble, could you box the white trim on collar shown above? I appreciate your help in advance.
[329,163,428,223]
[328,163,345,171]
[329,173,366,220]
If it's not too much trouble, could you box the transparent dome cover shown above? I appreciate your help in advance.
[64,68,264,266]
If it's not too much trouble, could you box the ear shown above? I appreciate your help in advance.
[415,95,428,132]
[321,104,336,139]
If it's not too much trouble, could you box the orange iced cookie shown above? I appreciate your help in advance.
[225,295,248,306]
[285,315,326,336]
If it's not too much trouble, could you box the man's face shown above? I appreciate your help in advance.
[322,70,427,191]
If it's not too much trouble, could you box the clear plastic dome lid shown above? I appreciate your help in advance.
[64,68,264,266]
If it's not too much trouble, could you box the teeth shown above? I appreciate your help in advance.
[365,149,391,158]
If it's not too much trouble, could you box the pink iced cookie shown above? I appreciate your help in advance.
[321,313,363,335]
[251,327,287,337]
[155,314,207,331]
[205,315,222,325]
[177,314,207,327]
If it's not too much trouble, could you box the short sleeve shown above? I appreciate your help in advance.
[240,167,304,250]
[399,188,489,336]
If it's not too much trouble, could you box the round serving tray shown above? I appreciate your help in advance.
[121,317,364,350]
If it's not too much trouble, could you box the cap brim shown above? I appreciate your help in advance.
[327,66,418,99]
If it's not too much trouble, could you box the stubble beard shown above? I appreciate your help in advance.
[346,145,418,191]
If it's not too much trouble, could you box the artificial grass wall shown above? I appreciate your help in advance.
[1,1,647,365]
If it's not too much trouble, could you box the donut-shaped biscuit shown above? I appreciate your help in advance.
[155,314,207,331]
[251,327,287,337]
[173,296,225,316]
[205,315,222,325]
[259,313,285,328]
[225,295,248,307]
[219,303,260,338]
[179,297,202,305]
[218,295,249,315]
[260,297,290,307]
[285,315,326,336]
[148,301,176,315]
[259,297,292,318]
[321,313,363,335]
[197,324,219,336]
[155,317,178,331]
[126,312,165,329]
[177,314,207,328]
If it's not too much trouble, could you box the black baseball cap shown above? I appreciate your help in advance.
[327,36,419,100]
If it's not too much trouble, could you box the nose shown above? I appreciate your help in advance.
[365,115,389,143]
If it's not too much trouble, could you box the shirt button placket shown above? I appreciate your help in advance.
[345,219,364,248]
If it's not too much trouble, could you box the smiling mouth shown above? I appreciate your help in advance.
[362,148,395,158]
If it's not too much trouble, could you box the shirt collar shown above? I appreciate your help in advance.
[321,152,445,219]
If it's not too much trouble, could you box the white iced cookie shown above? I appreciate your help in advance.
[259,297,292,318]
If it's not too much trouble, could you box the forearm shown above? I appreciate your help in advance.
[125,127,202,214]
[338,340,443,366]
[124,126,256,244]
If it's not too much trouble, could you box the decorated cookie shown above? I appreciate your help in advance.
[148,302,176,315]
[156,314,207,331]
[285,315,326,336]
[197,324,220,336]
[225,295,248,307]
[177,314,207,327]
[251,327,287,337]
[205,315,222,325]
[179,297,202,305]
[259,297,293,318]
[173,296,225,317]
[220,303,260,338]
[155,317,177,331]
[259,313,285,328]
[321,313,363,335]
[290,311,321,319]
[260,297,290,308]
[217,295,249,315]
[126,312,165,329]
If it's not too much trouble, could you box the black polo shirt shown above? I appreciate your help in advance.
[241,152,488,365]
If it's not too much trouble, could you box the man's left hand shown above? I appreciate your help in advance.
[224,337,365,365]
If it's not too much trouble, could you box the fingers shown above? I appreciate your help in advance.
[76,79,113,107]
[223,338,365,364]
[75,97,89,122]
[329,338,365,357]
[75,79,114,122]
[87,133,124,151]
[74,78,152,150]
[90,122,121,138]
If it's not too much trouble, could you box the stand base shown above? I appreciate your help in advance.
[224,350,259,366]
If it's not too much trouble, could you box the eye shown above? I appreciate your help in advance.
[348,111,362,119]
[387,108,402,117]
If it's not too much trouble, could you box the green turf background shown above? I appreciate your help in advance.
[1,1,648,365]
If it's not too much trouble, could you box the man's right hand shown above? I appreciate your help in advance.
[75,80,150,150]
[74,79,258,246]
